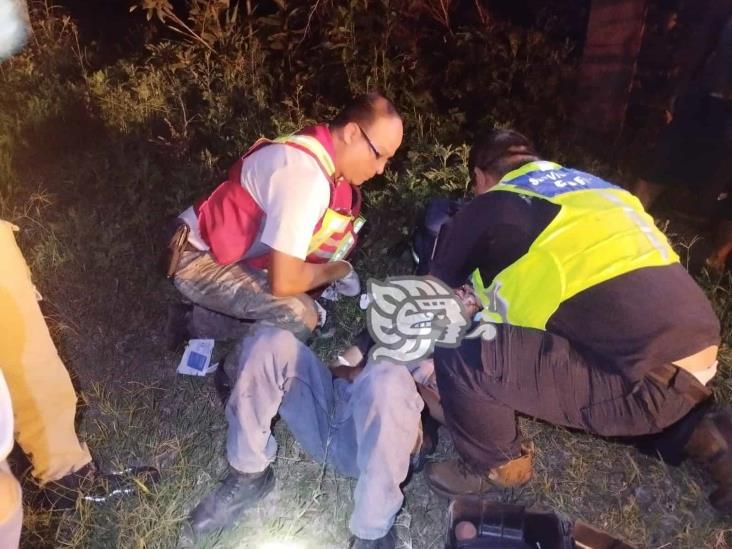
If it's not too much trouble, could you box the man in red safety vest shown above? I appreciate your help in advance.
[168,93,403,341]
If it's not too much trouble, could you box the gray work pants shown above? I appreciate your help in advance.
[225,326,424,540]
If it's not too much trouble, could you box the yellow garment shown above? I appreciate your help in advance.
[0,220,91,483]
[268,133,336,175]
[473,161,679,330]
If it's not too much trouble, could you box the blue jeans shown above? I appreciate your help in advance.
[224,326,424,540]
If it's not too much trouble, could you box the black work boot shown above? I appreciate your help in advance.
[348,526,396,549]
[409,412,439,474]
[165,303,192,351]
[685,406,732,515]
[189,466,275,535]
[36,462,160,510]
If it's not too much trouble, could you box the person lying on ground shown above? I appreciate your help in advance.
[184,324,437,549]
[184,274,485,549]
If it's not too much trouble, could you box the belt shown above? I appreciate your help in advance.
[646,363,712,406]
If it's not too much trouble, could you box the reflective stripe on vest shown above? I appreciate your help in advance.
[308,213,365,262]
[472,161,679,330]
[245,132,336,180]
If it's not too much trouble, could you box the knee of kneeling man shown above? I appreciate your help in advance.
[293,294,319,334]
[357,362,418,402]
[244,325,303,362]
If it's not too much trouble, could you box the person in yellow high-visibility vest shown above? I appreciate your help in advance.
[423,129,731,515]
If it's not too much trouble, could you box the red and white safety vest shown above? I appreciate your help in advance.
[195,125,364,266]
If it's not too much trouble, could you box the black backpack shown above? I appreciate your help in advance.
[412,197,465,275]
[446,499,635,549]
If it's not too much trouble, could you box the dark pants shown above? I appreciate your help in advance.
[434,325,709,470]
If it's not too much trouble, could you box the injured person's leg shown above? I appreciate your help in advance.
[187,326,424,545]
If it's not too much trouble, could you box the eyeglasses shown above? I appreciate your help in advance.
[357,124,382,159]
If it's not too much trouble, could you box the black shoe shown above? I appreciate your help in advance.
[348,527,396,549]
[37,463,160,510]
[214,364,233,405]
[189,466,275,535]
[165,303,192,351]
[410,412,439,474]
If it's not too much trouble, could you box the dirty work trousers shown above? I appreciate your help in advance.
[225,326,424,540]
[0,220,92,483]
[434,324,709,470]
[173,249,318,340]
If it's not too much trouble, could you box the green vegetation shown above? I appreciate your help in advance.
[0,1,729,547]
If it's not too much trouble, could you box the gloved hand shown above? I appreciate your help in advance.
[321,261,360,301]
[333,267,361,297]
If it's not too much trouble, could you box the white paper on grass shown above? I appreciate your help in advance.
[177,339,218,376]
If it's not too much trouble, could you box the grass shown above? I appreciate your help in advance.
[1,2,731,548]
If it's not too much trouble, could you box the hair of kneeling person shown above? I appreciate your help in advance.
[330,92,401,130]
[469,128,540,180]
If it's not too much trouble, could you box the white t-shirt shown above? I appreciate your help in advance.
[181,143,331,261]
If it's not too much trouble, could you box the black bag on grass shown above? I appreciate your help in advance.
[412,197,465,275]
[445,499,635,549]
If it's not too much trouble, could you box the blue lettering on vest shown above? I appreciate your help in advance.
[509,168,618,198]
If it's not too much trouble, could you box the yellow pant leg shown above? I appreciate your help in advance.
[0,220,91,483]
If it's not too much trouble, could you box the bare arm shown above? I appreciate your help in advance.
[268,249,351,297]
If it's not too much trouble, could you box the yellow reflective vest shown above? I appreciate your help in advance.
[472,161,679,330]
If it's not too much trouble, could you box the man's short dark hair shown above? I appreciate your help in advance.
[331,92,400,129]
[469,129,539,180]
